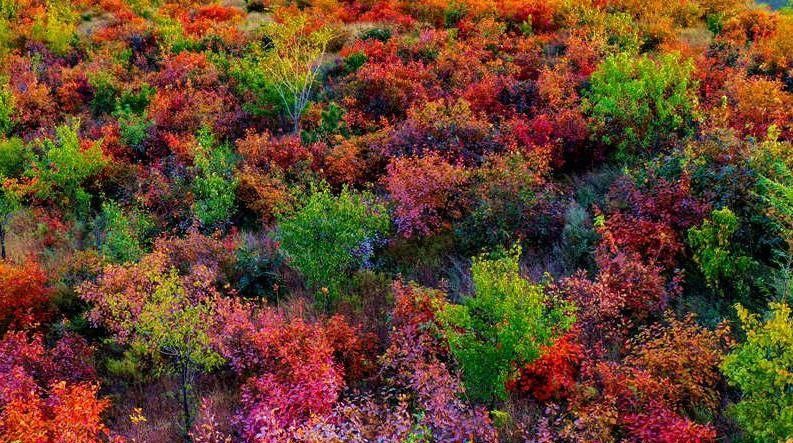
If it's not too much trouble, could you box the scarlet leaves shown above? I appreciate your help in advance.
[0,259,51,328]
[0,331,111,442]
[213,298,377,440]
[508,332,583,401]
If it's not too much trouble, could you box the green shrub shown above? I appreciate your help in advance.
[360,27,391,42]
[343,52,367,74]
[277,185,390,308]
[0,137,29,178]
[583,52,697,160]
[303,102,347,143]
[556,203,598,273]
[191,129,238,230]
[0,80,12,136]
[721,302,793,442]
[29,122,106,216]
[231,53,284,118]
[687,207,759,300]
[90,73,120,116]
[438,246,575,402]
[114,106,151,150]
[98,201,146,264]
[234,233,285,301]
[117,83,155,114]
[0,0,17,19]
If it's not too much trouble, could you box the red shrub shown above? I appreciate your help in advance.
[341,41,437,126]
[508,332,583,401]
[596,250,670,321]
[624,405,717,443]
[213,299,376,439]
[625,315,733,412]
[236,130,312,172]
[323,139,367,187]
[607,175,710,232]
[0,378,111,443]
[155,52,220,90]
[599,212,684,270]
[385,153,470,237]
[726,76,793,140]
[0,331,108,442]
[0,260,52,328]
[6,55,56,135]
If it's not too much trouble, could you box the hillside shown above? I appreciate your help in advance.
[0,0,791,442]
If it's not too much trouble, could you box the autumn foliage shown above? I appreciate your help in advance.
[0,0,789,441]
[0,260,51,328]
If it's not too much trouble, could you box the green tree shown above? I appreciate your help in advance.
[0,137,28,259]
[95,201,146,264]
[721,302,793,442]
[687,207,759,299]
[134,269,222,436]
[583,52,697,160]
[438,246,575,402]
[0,79,12,136]
[191,129,238,231]
[277,186,389,309]
[29,122,106,217]
[251,13,336,132]
[78,255,224,438]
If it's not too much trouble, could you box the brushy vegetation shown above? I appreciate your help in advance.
[0,0,791,441]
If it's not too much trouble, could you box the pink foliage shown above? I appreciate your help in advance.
[213,298,376,441]
[385,154,469,237]
[382,282,497,442]
[624,405,717,443]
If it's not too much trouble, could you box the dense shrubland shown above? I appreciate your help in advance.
[0,0,791,441]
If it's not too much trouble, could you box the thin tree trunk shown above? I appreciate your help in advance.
[293,113,301,134]
[181,360,192,441]
[0,223,6,260]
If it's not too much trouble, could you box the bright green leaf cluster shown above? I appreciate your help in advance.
[0,137,29,179]
[687,207,759,298]
[134,268,224,373]
[583,52,697,160]
[721,302,793,442]
[277,186,390,306]
[439,246,575,402]
[30,122,106,215]
[0,80,12,136]
[98,201,148,264]
[191,129,238,230]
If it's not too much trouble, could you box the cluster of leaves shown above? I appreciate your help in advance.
[439,246,575,402]
[722,303,793,441]
[277,186,390,307]
[0,331,112,441]
[583,52,698,160]
[212,297,376,441]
